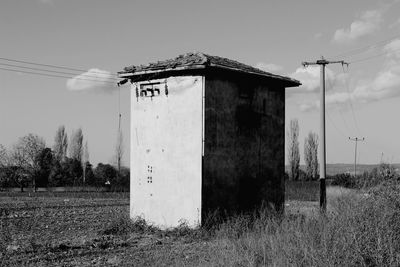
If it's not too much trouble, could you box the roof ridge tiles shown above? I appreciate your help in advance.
[119,52,301,86]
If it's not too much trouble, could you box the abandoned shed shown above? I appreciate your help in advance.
[118,52,301,228]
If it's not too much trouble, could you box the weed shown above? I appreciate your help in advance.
[101,213,157,236]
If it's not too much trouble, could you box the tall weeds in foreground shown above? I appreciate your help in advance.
[207,183,400,266]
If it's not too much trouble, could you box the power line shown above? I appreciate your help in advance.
[324,76,350,138]
[349,137,365,176]
[0,62,119,81]
[341,65,362,136]
[329,33,400,59]
[0,67,116,84]
[326,110,347,138]
[349,46,400,64]
[0,57,119,77]
[325,74,354,135]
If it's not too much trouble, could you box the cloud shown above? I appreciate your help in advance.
[314,33,323,40]
[255,62,283,73]
[66,68,116,92]
[289,66,337,94]
[300,39,400,112]
[333,9,382,44]
[38,0,54,4]
[383,38,400,58]
[389,17,400,28]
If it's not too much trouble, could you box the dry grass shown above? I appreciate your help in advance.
[205,183,400,266]
[1,184,400,266]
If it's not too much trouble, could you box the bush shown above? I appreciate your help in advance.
[330,163,400,189]
[330,173,356,188]
[101,213,155,236]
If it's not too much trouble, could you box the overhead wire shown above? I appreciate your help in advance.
[0,62,119,81]
[325,72,355,138]
[0,67,117,84]
[349,46,400,64]
[326,110,348,138]
[0,57,119,77]
[328,33,400,59]
[0,55,168,86]
[341,65,362,136]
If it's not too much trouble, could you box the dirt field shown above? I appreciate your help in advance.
[0,185,350,266]
[0,192,216,266]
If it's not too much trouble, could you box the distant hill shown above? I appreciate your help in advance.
[285,163,400,176]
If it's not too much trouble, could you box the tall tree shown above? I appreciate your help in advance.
[35,147,53,187]
[304,132,319,180]
[53,125,68,162]
[82,140,89,184]
[10,134,46,190]
[287,119,300,181]
[69,128,83,162]
[0,144,10,186]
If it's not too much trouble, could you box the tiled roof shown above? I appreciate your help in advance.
[119,52,300,86]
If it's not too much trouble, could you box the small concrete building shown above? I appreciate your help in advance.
[118,52,300,228]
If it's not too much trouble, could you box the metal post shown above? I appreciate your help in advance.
[320,63,326,211]
[302,58,348,212]
[354,138,358,177]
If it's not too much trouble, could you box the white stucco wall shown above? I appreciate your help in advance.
[130,76,203,229]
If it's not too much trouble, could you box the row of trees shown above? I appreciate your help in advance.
[287,119,319,181]
[0,126,128,191]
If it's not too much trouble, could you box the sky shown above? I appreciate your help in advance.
[0,0,400,166]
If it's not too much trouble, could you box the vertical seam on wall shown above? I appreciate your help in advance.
[202,76,205,156]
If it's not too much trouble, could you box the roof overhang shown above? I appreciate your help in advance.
[118,64,301,87]
[118,65,206,78]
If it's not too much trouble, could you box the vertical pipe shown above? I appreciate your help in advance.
[320,63,327,211]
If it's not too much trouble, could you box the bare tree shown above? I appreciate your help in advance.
[304,131,319,180]
[0,144,7,167]
[53,125,68,162]
[287,119,300,181]
[69,128,83,162]
[10,134,45,190]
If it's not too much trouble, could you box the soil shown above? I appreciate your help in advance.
[0,193,213,266]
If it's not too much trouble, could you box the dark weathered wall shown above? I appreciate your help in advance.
[202,71,285,217]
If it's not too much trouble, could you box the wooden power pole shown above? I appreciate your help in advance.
[302,57,348,211]
[349,137,365,177]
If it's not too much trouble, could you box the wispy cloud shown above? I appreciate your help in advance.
[333,9,382,44]
[300,39,400,111]
[389,17,400,28]
[66,68,116,92]
[255,62,283,73]
[288,66,338,94]
[38,0,54,4]
[314,33,323,40]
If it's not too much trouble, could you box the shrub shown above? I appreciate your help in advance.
[101,213,155,236]
[330,163,400,189]
[330,173,356,188]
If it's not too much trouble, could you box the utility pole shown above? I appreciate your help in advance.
[302,57,348,211]
[349,137,365,177]
[117,86,122,181]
